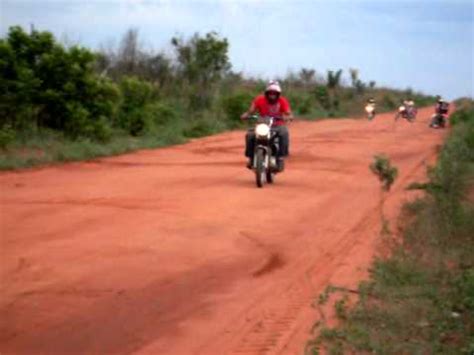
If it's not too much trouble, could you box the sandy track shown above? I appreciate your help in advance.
[0,108,446,354]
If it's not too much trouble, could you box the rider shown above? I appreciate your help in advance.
[241,81,293,170]
[365,98,376,119]
[435,97,449,114]
[430,97,450,127]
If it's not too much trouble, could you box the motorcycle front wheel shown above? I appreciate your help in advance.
[266,170,274,184]
[255,150,265,188]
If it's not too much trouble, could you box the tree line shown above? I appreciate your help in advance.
[0,26,433,148]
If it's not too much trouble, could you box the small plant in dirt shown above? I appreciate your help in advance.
[334,296,349,320]
[370,154,398,191]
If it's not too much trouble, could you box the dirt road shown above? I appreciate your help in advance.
[0,108,446,354]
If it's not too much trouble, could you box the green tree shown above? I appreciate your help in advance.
[171,32,231,110]
[325,69,343,113]
[0,26,120,140]
[117,76,154,135]
[171,32,230,86]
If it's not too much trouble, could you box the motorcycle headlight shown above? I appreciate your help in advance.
[255,123,270,138]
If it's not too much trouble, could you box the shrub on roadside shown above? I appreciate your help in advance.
[117,77,155,135]
[0,124,16,149]
[221,92,253,122]
[182,118,218,138]
[146,102,178,126]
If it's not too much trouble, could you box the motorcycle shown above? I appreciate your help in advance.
[430,113,447,129]
[395,105,417,122]
[365,104,376,121]
[250,115,284,188]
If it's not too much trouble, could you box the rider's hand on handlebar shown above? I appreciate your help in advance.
[240,113,249,120]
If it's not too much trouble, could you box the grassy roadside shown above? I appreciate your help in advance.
[307,101,474,354]
[0,116,234,170]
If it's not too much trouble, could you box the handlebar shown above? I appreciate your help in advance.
[248,115,292,123]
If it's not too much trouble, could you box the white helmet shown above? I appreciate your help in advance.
[265,80,282,94]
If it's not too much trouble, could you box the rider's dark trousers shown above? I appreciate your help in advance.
[245,126,289,159]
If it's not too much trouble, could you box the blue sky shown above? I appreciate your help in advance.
[1,0,473,99]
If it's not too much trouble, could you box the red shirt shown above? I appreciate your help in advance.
[253,95,291,126]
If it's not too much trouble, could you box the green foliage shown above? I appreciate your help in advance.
[326,69,343,90]
[314,86,331,110]
[92,116,113,143]
[310,106,474,354]
[288,92,313,116]
[117,76,154,135]
[0,124,15,149]
[0,25,438,169]
[0,26,120,140]
[382,94,397,110]
[450,100,474,127]
[221,92,253,124]
[370,155,398,191]
[146,102,178,126]
[298,96,312,115]
[172,31,231,86]
[334,296,348,320]
[182,116,222,138]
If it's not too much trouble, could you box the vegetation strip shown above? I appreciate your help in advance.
[307,101,474,354]
[1,26,436,170]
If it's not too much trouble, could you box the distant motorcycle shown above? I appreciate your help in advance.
[429,113,447,129]
[395,105,417,122]
[430,101,449,129]
[365,104,376,121]
[250,116,284,188]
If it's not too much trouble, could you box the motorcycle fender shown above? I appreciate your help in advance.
[255,146,269,168]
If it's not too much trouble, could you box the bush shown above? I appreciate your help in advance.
[183,118,217,138]
[64,102,91,139]
[146,102,178,126]
[221,92,253,122]
[118,77,155,135]
[450,100,474,126]
[188,91,213,111]
[91,116,113,143]
[370,155,398,191]
[0,124,16,149]
[314,85,330,110]
[382,94,397,110]
[0,26,120,140]
[298,97,312,115]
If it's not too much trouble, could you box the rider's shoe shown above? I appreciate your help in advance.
[277,158,285,172]
[246,159,253,169]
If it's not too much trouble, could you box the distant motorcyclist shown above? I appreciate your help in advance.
[365,98,376,120]
[430,97,450,128]
[241,81,293,170]
[396,98,417,121]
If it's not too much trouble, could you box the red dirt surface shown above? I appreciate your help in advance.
[0,108,446,355]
